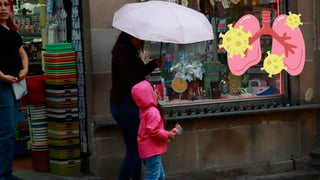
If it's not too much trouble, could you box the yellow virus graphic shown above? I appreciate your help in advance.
[261,51,286,78]
[285,11,303,30]
[219,24,252,58]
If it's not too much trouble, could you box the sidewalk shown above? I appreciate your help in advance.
[13,171,106,180]
[166,170,320,180]
[241,170,320,180]
[14,169,320,180]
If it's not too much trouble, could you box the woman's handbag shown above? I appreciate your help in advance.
[12,78,28,100]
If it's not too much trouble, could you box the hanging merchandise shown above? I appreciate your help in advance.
[46,0,67,42]
[47,24,59,44]
[47,0,54,14]
[71,0,88,173]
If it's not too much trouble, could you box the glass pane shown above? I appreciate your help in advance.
[143,1,283,104]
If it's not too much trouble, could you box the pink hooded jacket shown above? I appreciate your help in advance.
[131,80,170,159]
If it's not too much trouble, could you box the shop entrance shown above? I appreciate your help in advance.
[12,0,87,176]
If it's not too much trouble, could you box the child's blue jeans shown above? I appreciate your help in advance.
[143,155,165,180]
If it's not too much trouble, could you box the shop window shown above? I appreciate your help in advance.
[143,1,291,116]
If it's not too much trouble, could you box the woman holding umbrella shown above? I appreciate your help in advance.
[109,32,163,180]
[111,2,213,179]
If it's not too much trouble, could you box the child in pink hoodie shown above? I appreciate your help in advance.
[131,80,176,180]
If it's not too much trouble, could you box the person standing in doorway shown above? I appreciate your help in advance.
[0,0,29,179]
[131,80,176,180]
[109,32,163,180]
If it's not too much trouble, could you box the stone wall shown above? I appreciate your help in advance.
[91,108,317,179]
[80,0,320,179]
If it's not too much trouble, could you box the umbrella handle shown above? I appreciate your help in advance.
[160,42,163,58]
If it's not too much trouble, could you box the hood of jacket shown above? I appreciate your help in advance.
[131,80,157,109]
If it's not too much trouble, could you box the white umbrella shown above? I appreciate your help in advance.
[112,1,214,44]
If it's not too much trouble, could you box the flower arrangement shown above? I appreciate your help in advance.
[170,59,205,82]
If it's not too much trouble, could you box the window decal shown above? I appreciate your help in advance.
[221,11,305,76]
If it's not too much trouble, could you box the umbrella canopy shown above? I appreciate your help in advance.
[112,1,214,44]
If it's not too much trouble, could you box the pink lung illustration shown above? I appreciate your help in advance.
[227,15,261,76]
[271,15,305,76]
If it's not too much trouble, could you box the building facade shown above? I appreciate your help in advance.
[81,0,320,179]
